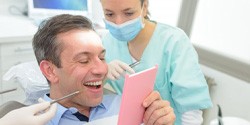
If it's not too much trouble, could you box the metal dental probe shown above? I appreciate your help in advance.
[50,90,80,105]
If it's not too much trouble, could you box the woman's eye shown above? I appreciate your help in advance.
[105,13,113,17]
[125,12,134,16]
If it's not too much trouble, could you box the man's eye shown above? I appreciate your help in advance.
[99,55,105,61]
[79,61,88,64]
[100,57,105,61]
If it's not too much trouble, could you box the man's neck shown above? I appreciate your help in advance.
[64,102,91,117]
[49,91,91,117]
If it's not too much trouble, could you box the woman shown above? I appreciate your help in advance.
[100,0,212,124]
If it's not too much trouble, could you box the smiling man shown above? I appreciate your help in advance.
[32,14,175,125]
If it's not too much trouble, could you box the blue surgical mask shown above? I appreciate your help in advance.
[104,14,145,42]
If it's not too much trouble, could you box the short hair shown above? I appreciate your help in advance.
[32,14,94,68]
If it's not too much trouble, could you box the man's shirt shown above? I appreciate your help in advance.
[44,94,121,125]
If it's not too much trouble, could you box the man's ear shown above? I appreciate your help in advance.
[39,60,59,84]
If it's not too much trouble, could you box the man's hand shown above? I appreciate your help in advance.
[143,91,176,125]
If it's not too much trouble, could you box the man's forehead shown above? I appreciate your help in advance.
[80,30,103,45]
[58,29,103,47]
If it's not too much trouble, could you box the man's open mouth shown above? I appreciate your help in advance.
[84,81,102,89]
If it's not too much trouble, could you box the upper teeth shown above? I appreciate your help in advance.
[85,81,102,86]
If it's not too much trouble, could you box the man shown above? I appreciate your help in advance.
[32,14,175,125]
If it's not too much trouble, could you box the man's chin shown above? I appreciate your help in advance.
[89,97,103,107]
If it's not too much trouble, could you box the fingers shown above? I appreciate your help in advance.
[144,103,175,125]
[143,100,168,124]
[107,60,135,80]
[143,91,176,125]
[117,61,135,74]
[28,101,51,114]
[106,73,117,81]
[29,98,57,124]
[143,91,161,107]
[36,103,57,124]
[38,98,46,103]
[143,91,162,124]
[108,63,124,80]
[151,112,176,125]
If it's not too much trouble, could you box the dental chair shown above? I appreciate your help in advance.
[0,101,26,118]
[2,61,49,105]
[0,61,47,118]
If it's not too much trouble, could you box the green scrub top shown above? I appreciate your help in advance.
[102,22,212,124]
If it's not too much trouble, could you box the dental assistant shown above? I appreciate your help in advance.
[100,0,212,124]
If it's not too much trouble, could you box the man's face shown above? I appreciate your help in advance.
[53,30,107,108]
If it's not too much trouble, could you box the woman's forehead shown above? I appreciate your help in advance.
[101,0,141,9]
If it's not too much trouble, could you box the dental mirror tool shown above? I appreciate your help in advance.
[129,61,140,68]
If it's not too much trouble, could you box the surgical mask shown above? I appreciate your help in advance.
[104,10,145,42]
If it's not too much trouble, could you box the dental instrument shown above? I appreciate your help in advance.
[50,90,80,105]
[129,61,140,68]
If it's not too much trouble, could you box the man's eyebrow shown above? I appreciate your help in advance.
[73,51,89,60]
[73,49,106,60]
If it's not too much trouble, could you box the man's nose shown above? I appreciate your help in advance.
[91,60,108,76]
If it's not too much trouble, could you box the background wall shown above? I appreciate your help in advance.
[0,0,26,15]
[191,0,250,62]
[201,65,250,125]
